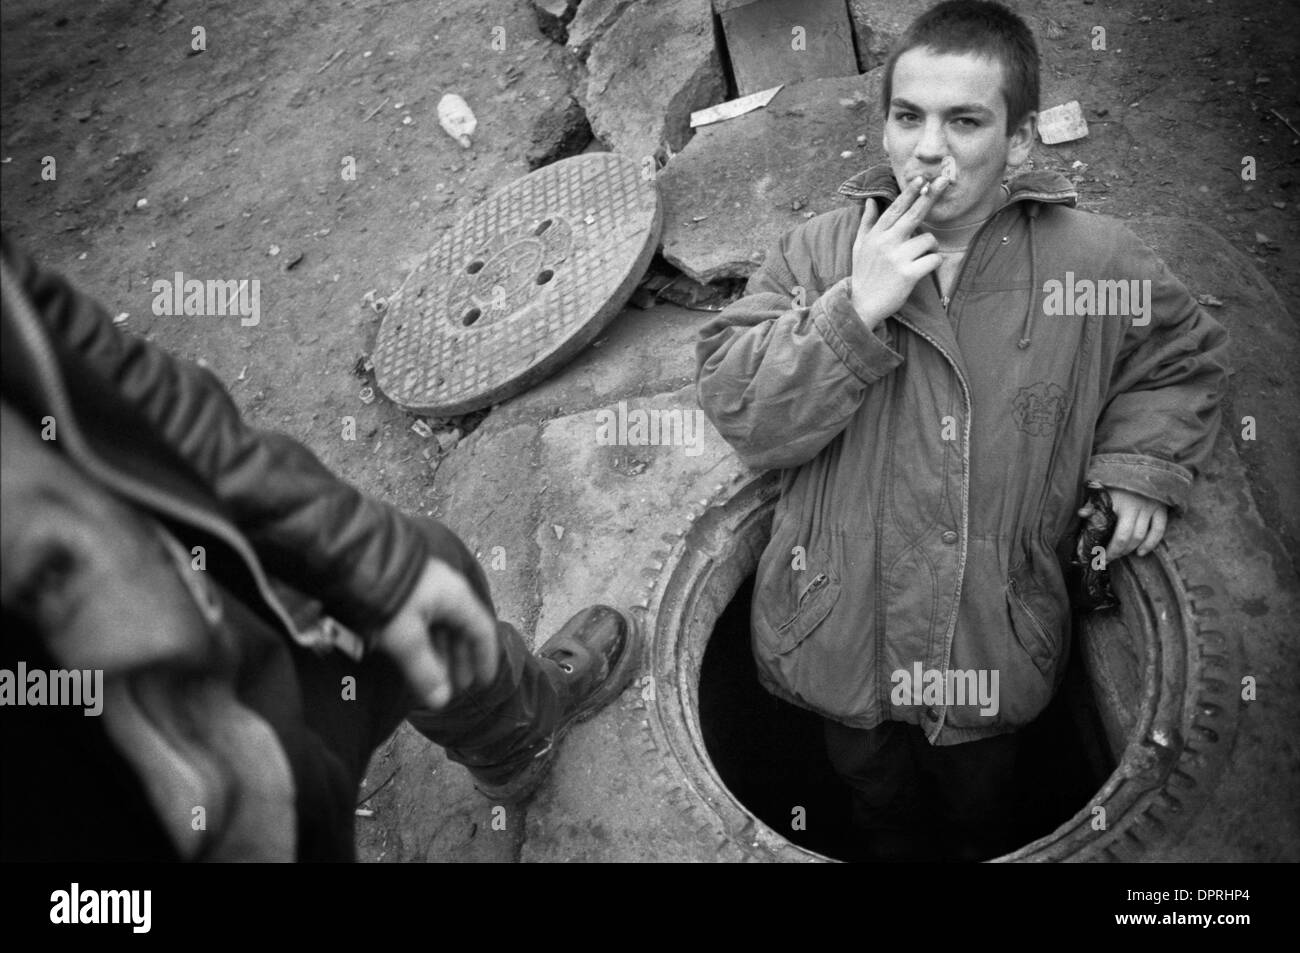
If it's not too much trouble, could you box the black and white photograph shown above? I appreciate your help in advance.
[0,0,1294,927]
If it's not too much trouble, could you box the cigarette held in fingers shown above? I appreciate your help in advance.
[919,158,959,196]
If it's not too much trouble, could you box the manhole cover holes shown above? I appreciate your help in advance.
[372,153,661,415]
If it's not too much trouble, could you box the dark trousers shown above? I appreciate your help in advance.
[823,719,1020,862]
[268,517,562,859]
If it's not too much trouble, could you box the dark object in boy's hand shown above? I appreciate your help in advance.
[1071,480,1120,611]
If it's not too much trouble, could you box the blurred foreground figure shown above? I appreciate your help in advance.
[0,233,639,861]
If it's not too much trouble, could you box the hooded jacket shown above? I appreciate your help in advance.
[695,165,1229,744]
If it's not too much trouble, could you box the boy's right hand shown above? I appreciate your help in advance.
[849,174,950,331]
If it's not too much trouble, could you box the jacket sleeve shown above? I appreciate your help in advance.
[695,207,904,471]
[1086,229,1230,511]
[3,234,429,639]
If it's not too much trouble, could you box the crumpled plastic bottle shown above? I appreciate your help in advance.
[438,93,477,149]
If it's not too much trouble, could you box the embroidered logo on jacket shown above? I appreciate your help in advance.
[1013,381,1068,436]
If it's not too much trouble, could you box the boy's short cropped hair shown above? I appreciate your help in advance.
[881,0,1040,133]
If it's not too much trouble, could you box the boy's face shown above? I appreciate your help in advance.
[883,47,1035,227]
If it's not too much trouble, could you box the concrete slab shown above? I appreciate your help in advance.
[720,0,859,97]
[532,383,731,638]
[522,384,742,862]
[360,383,744,863]
[356,722,523,862]
[580,0,727,162]
[356,298,713,861]
[487,300,703,431]
[659,72,883,283]
[567,0,636,60]
[356,419,542,863]
[522,697,720,863]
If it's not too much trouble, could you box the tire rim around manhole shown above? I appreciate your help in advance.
[637,472,1240,862]
[373,152,661,416]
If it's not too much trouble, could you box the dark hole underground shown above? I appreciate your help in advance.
[462,307,481,326]
[699,574,1115,862]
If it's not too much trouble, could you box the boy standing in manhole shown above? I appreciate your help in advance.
[696,0,1228,861]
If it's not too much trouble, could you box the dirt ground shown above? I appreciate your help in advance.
[2,0,1297,862]
[2,0,1296,544]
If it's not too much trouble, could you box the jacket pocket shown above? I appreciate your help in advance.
[755,538,843,656]
[1006,562,1063,678]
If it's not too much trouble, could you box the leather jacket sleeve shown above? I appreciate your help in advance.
[2,233,429,641]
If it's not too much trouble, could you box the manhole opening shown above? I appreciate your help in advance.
[536,269,554,285]
[462,307,481,326]
[697,574,1117,862]
[466,259,485,274]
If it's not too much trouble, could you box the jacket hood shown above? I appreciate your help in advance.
[837,164,1078,349]
[837,163,1079,207]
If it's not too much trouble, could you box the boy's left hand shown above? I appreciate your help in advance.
[1100,488,1168,561]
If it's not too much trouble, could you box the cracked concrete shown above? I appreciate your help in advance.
[574,0,726,161]
[659,73,885,283]
[357,297,737,862]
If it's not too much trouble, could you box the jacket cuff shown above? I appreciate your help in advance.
[812,278,902,384]
[358,505,434,639]
[1086,453,1195,511]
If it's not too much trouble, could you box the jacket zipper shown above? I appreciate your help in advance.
[888,314,972,739]
[907,212,1008,732]
[778,571,829,631]
[932,271,950,311]
[1007,575,1056,659]
[939,208,1007,316]
[2,266,333,652]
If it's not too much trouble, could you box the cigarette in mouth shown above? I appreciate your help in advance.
[919,159,957,197]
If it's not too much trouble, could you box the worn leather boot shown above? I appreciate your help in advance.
[473,605,641,804]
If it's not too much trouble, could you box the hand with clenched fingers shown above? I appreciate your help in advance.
[372,558,500,709]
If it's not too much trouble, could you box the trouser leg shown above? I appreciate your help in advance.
[823,719,932,861]
[216,509,570,859]
[246,515,563,857]
[912,729,1020,862]
[400,518,562,785]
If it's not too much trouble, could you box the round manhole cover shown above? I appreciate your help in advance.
[373,152,661,415]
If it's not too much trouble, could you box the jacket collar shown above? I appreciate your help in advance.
[837,163,1079,209]
[836,164,1073,357]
